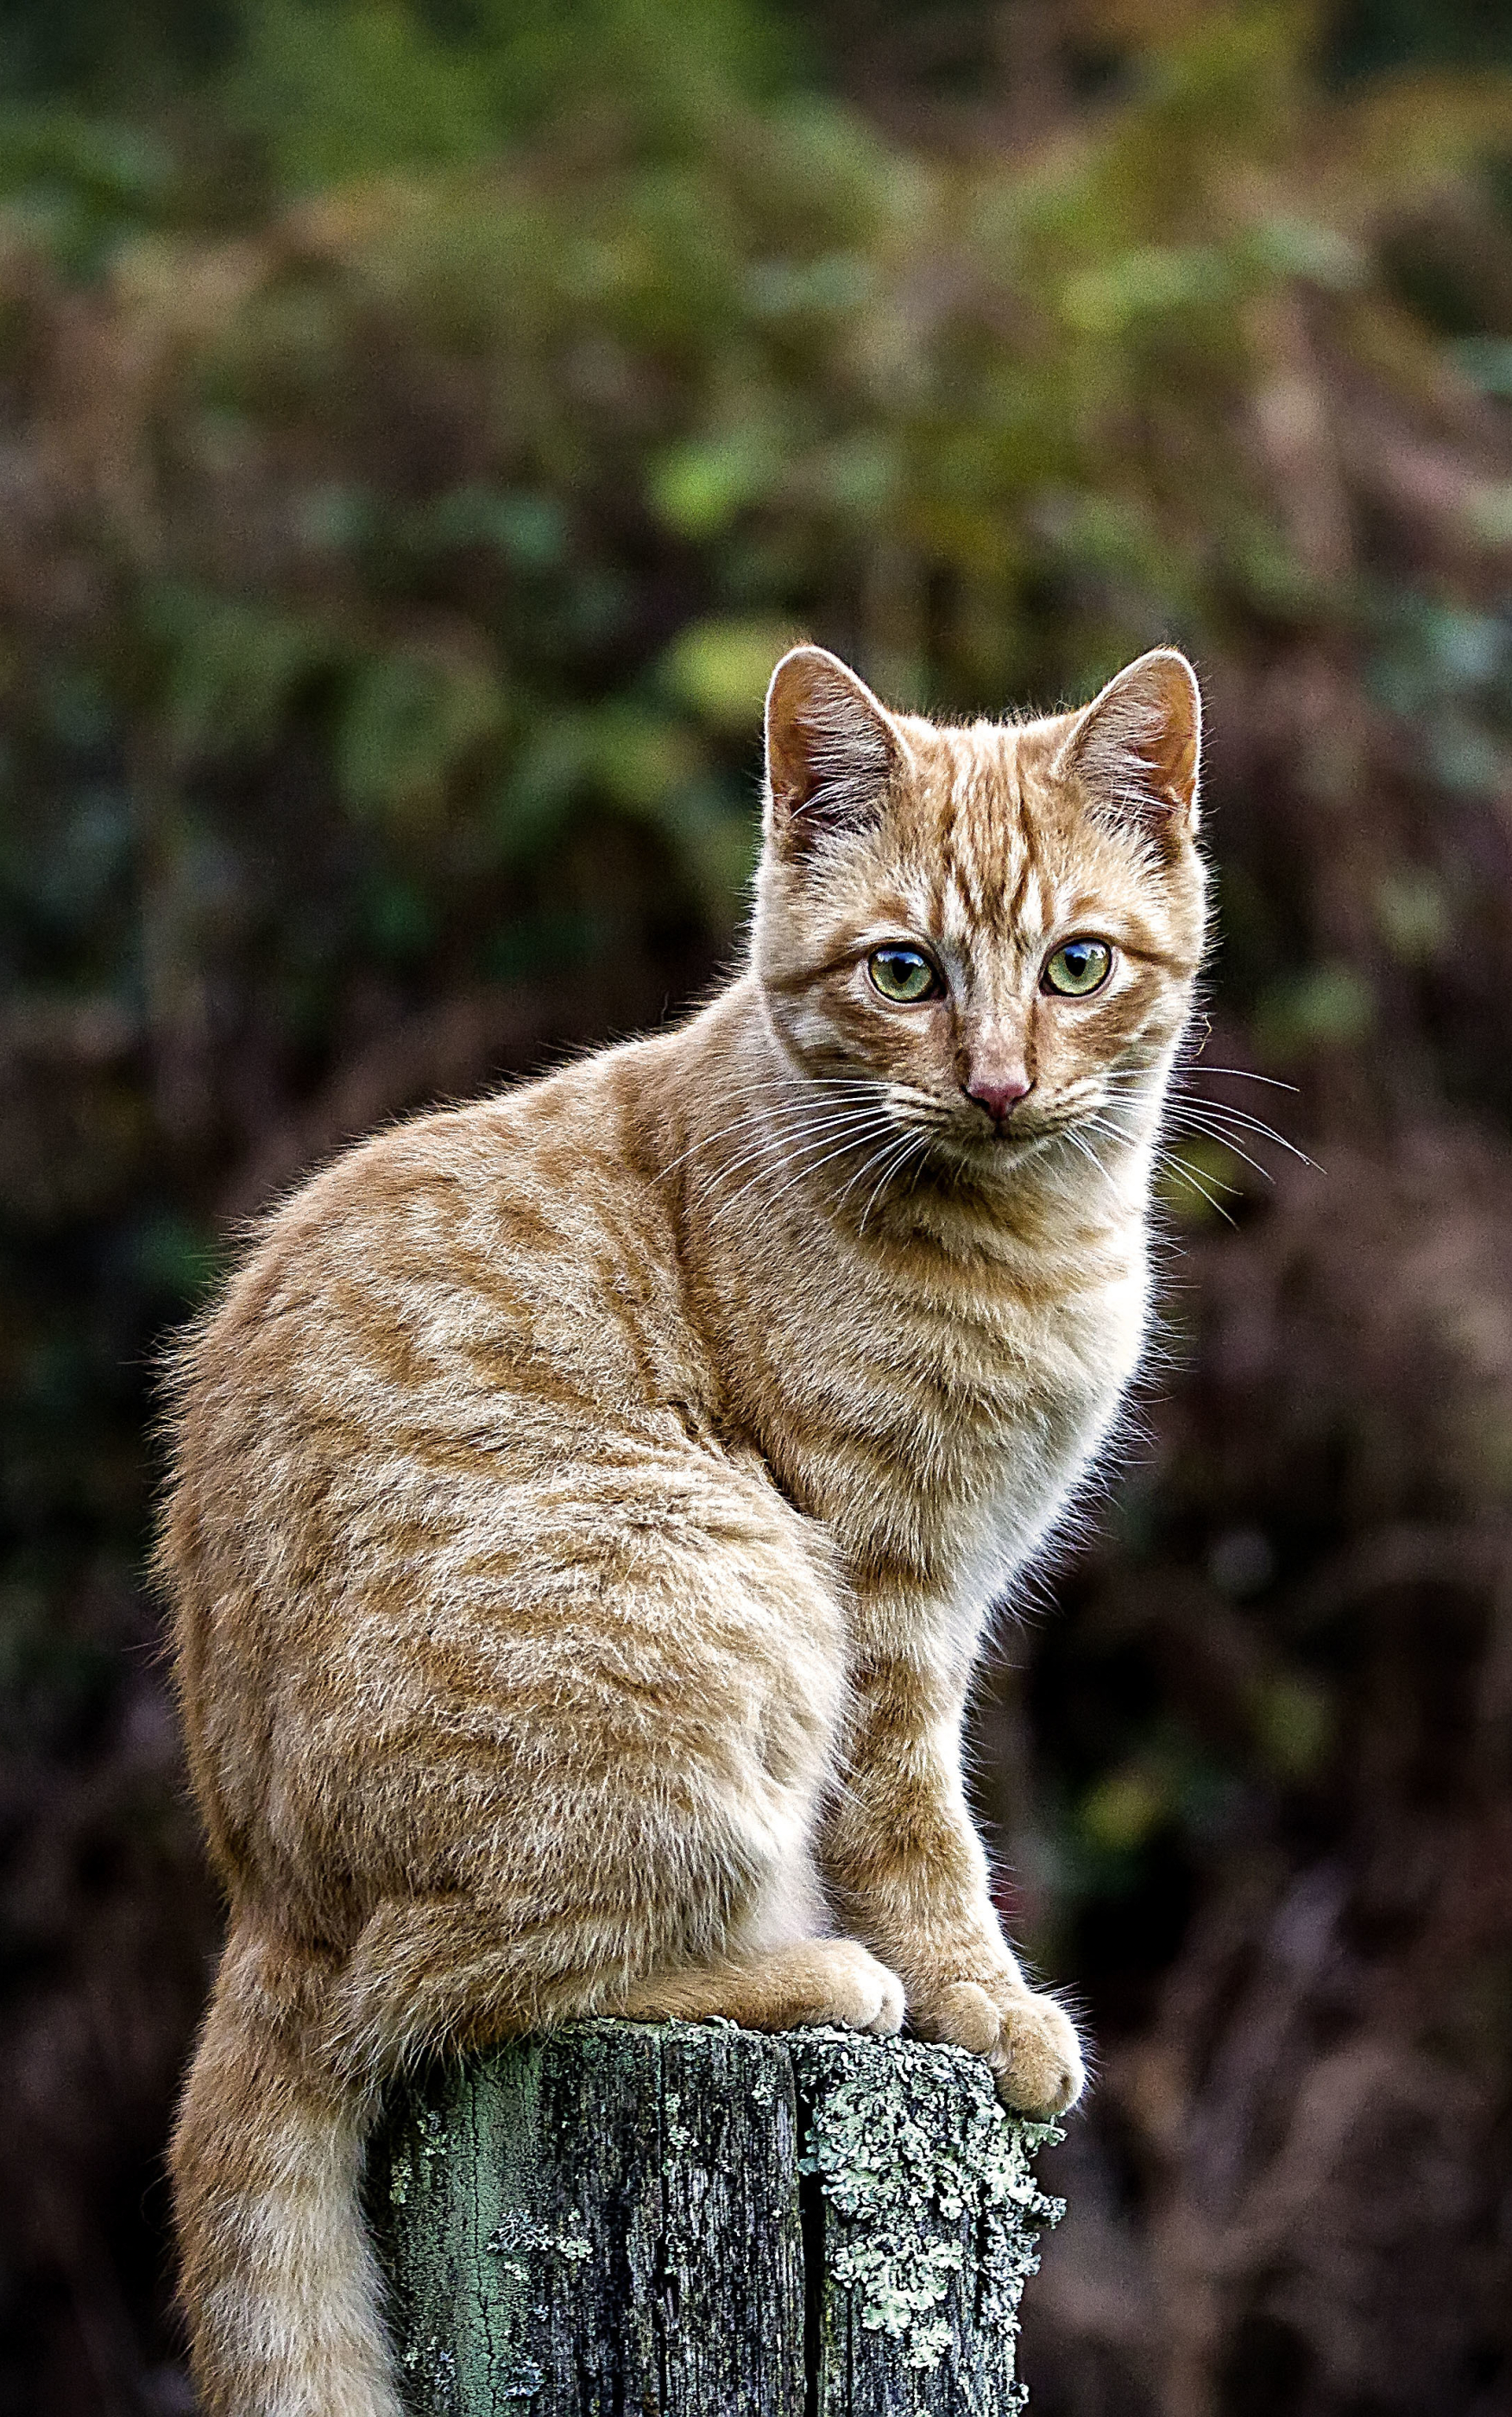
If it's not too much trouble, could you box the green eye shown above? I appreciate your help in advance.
[1043,938,1112,998]
[868,945,942,1005]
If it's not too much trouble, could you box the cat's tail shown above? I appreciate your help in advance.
[170,1921,401,2417]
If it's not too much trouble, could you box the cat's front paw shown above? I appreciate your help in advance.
[810,1938,908,2036]
[932,1978,1085,2117]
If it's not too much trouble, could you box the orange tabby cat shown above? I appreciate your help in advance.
[159,641,1206,2417]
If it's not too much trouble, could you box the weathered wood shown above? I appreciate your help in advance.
[369,2019,1061,2416]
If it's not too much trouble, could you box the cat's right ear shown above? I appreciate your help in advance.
[764,647,900,851]
[1053,648,1202,835]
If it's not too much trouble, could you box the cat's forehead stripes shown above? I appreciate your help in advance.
[891,717,1076,965]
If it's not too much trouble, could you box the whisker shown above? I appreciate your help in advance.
[1181,1063,1299,1092]
[1168,1098,1320,1171]
[690,1106,894,1205]
[709,1111,899,1227]
[658,1081,883,1181]
[810,1120,912,1218]
[1098,1067,1317,1174]
[1062,1125,1127,1207]
[852,1128,928,1231]
[681,1133,884,1231]
[833,1114,910,1203]
[1162,1109,1276,1187]
[1157,1150,1238,1225]
[659,1108,816,1185]
[1082,1108,1149,1156]
[754,1123,903,1224]
[1079,1105,1156,1153]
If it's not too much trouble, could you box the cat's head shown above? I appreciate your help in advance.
[751,644,1208,1177]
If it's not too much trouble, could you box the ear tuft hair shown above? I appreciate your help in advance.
[764,647,898,848]
[1055,648,1202,833]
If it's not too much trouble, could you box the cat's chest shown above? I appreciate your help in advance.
[881,1265,1137,1493]
[753,1232,1147,1590]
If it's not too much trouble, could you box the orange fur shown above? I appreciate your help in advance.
[160,645,1207,2415]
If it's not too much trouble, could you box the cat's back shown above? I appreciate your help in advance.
[180,1046,677,1416]
[159,1034,711,1690]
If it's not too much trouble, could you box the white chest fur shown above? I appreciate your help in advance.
[933,1251,1148,1631]
[750,1196,1150,1642]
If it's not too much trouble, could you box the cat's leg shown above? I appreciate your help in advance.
[610,1822,904,2031]
[819,1650,1085,2117]
[324,1858,904,2077]
[614,1936,904,2033]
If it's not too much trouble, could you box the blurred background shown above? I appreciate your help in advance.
[3,0,1512,2409]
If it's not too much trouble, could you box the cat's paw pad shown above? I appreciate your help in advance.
[815,1939,906,2036]
[935,1978,1085,2116]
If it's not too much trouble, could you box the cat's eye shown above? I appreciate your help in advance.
[868,945,942,1005]
[1043,938,1113,998]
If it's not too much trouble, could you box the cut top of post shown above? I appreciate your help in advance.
[370,2018,1062,2416]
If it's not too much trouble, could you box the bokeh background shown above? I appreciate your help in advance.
[4,1,1512,2409]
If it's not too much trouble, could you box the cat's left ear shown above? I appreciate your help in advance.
[764,646,902,852]
[1054,648,1202,834]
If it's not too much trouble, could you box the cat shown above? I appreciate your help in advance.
[158,638,1206,2417]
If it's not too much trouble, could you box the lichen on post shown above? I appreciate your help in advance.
[790,2029,1061,2414]
[369,2018,1062,2415]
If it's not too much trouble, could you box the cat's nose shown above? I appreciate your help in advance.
[965,1071,1032,1123]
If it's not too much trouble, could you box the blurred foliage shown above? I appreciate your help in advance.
[5,3,1512,2412]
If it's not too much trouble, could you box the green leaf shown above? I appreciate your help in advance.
[1241,216,1366,289]
[650,431,781,539]
[658,617,797,727]
[1252,1674,1332,1782]
[1062,243,1234,335]
[1080,1764,1169,1854]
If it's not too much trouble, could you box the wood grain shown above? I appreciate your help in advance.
[369,2020,1061,2415]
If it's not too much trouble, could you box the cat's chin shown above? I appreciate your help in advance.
[920,1124,1058,1183]
[927,1118,1108,1194]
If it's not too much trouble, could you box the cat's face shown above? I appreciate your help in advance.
[752,646,1207,1176]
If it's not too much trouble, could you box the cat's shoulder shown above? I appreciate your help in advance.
[206,1026,680,1328]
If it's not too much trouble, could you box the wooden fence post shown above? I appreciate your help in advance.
[369,2017,1062,2415]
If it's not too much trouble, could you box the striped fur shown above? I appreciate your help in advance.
[160,645,1207,2416]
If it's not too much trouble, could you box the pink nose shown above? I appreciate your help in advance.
[967,1074,1031,1122]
